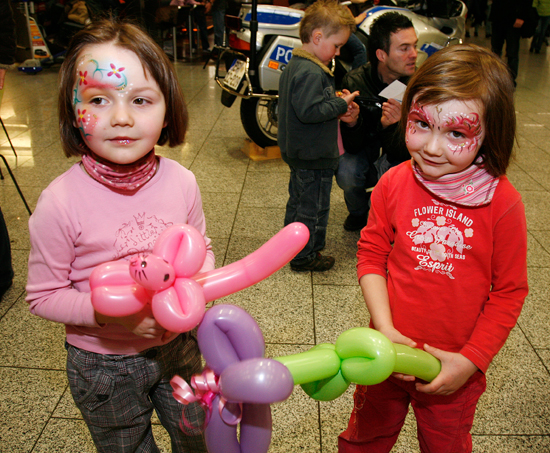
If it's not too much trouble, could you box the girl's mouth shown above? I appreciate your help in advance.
[421,157,443,166]
[111,138,134,145]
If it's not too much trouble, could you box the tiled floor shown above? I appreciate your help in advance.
[1,30,549,453]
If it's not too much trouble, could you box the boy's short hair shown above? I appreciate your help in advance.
[368,12,414,67]
[401,44,516,177]
[299,0,356,44]
[58,17,187,157]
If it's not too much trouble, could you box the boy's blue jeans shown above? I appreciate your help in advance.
[284,167,334,266]
[66,333,207,452]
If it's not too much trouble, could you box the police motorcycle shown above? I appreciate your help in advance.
[215,0,467,148]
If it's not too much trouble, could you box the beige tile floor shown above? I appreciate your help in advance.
[0,31,549,453]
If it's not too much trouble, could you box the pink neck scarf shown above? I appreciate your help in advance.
[412,157,500,207]
[81,150,158,191]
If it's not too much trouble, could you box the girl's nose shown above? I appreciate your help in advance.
[424,135,443,156]
[111,104,134,127]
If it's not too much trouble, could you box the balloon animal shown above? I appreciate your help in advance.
[171,306,442,453]
[276,327,441,401]
[171,305,294,453]
[90,222,310,332]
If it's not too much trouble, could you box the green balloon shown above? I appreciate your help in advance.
[300,369,350,401]
[393,344,441,382]
[336,327,396,386]
[274,329,442,403]
[275,343,340,385]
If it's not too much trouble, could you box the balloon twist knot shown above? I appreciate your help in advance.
[171,368,243,431]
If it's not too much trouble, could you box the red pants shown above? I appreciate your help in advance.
[338,373,486,453]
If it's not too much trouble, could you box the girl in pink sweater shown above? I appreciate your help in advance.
[26,18,212,452]
[339,45,528,453]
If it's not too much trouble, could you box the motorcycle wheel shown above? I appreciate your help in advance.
[240,97,278,148]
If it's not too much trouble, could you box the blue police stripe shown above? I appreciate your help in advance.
[244,11,302,25]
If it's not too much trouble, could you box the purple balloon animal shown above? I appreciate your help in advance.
[171,305,294,453]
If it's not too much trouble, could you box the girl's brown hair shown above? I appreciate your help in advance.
[299,0,356,44]
[58,17,187,157]
[400,44,516,177]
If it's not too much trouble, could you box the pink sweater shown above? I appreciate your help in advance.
[357,161,528,373]
[26,157,215,355]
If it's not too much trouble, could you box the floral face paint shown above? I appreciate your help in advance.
[405,98,485,180]
[72,42,167,165]
[74,54,130,139]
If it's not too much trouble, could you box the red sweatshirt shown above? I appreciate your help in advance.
[357,161,528,373]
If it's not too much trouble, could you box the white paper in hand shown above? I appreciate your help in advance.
[378,80,407,102]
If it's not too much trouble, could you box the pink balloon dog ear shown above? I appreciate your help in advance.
[153,224,207,278]
[147,225,209,332]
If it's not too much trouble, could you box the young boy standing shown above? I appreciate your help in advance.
[279,0,359,272]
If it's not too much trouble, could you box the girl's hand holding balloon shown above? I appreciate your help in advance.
[378,325,417,349]
[415,344,478,396]
[95,305,173,340]
[376,326,418,382]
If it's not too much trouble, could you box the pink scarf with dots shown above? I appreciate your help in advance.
[81,150,158,191]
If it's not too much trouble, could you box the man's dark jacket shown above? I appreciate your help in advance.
[340,62,410,165]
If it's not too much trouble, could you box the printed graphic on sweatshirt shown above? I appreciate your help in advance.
[113,212,173,259]
[407,199,473,279]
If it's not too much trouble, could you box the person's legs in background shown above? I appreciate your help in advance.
[531,15,550,53]
[490,20,506,58]
[0,207,13,300]
[504,26,521,84]
[335,151,373,231]
[192,6,211,52]
[491,21,520,85]
[212,6,225,46]
[485,1,492,37]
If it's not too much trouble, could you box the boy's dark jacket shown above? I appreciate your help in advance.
[278,49,348,169]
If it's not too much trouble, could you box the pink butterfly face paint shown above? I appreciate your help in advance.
[71,42,167,165]
[405,98,485,180]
